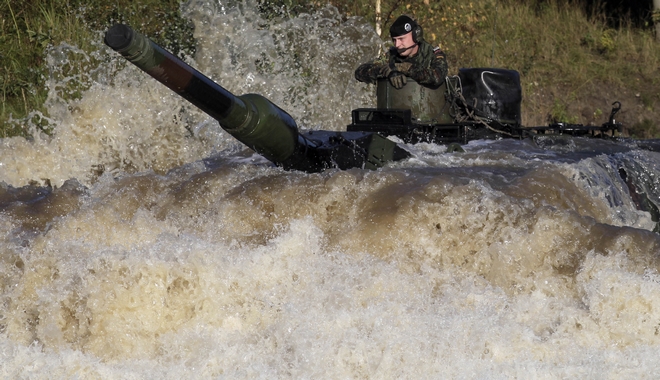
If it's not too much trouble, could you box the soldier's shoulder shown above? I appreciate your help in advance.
[432,46,447,59]
[433,46,447,61]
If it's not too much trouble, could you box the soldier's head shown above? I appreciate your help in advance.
[389,15,422,57]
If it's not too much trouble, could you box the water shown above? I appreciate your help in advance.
[2,1,660,378]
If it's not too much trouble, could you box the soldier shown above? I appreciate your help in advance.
[355,15,448,89]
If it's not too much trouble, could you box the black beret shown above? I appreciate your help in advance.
[390,15,416,37]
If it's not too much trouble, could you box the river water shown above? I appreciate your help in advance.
[2,1,660,378]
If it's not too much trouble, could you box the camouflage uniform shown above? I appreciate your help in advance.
[355,40,448,89]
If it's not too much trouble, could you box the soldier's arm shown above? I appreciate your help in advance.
[408,48,448,88]
[354,57,388,84]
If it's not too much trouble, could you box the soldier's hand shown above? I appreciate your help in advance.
[394,62,413,74]
[388,71,407,89]
[379,65,393,78]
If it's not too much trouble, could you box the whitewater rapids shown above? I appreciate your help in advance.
[1,1,660,378]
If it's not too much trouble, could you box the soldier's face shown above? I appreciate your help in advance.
[392,32,418,57]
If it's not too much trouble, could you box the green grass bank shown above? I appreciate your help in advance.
[2,0,659,138]
[0,0,194,137]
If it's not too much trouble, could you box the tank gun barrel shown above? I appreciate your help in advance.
[104,24,408,172]
[104,23,301,166]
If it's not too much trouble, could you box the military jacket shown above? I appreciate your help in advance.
[354,40,448,89]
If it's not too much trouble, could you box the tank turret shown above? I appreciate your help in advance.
[104,24,409,172]
[376,78,452,124]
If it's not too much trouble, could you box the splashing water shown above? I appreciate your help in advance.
[1,1,660,378]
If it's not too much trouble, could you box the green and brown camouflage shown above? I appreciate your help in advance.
[354,40,448,89]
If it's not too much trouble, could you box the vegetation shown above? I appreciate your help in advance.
[2,0,660,137]
[0,0,194,137]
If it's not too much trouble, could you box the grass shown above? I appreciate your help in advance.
[1,0,659,137]
[0,0,194,138]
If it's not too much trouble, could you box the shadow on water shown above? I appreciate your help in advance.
[0,179,87,240]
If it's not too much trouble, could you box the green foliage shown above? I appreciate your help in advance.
[0,0,195,137]
[640,92,655,111]
[549,99,579,124]
[628,119,658,139]
[581,28,618,55]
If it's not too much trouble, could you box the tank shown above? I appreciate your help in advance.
[104,24,409,172]
[105,25,647,172]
